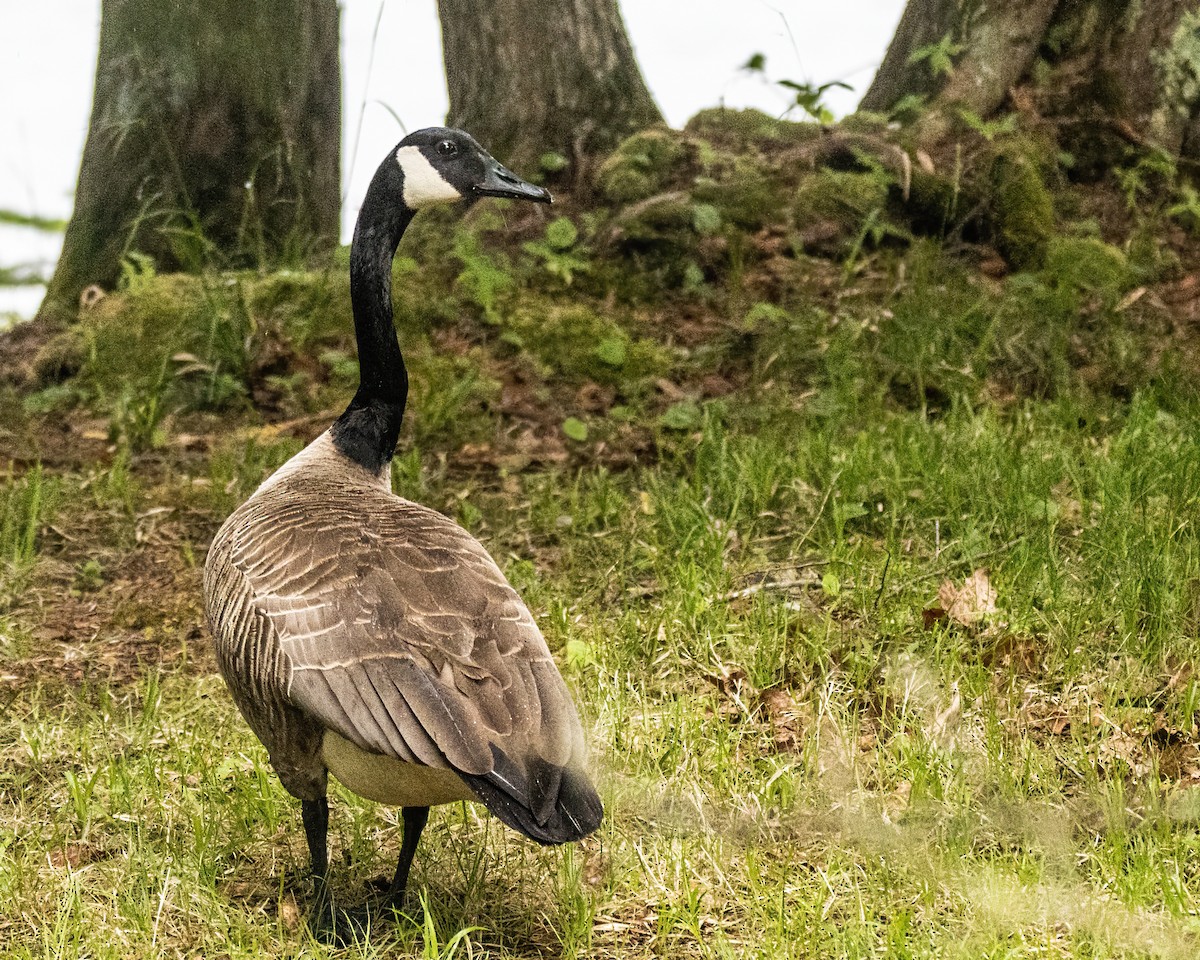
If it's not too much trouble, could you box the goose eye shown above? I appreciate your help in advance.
[436,140,458,158]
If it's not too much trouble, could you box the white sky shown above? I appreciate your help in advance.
[0,0,904,318]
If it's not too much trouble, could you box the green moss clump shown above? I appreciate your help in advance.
[905,169,964,236]
[684,107,821,147]
[1042,236,1135,306]
[596,128,693,204]
[792,169,891,247]
[836,112,894,136]
[989,149,1055,270]
[502,302,672,394]
[74,273,254,410]
[39,266,357,447]
[691,155,785,231]
[606,192,706,288]
[245,269,348,349]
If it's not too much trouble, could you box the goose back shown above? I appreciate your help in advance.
[204,432,601,843]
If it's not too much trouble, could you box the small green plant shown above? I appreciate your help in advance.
[417,891,481,959]
[594,336,627,368]
[74,559,105,593]
[0,466,58,604]
[908,33,964,78]
[658,400,702,431]
[957,107,1018,141]
[1115,149,1177,210]
[109,376,170,452]
[888,92,928,123]
[1167,182,1200,232]
[842,207,911,280]
[523,216,589,284]
[562,416,589,442]
[117,251,158,293]
[741,53,851,124]
[778,78,853,124]
[453,228,514,323]
[539,151,569,174]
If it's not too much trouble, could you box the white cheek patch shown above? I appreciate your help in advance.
[395,146,463,208]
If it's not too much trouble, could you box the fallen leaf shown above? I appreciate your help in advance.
[1115,286,1146,312]
[937,568,997,626]
[758,686,807,753]
[921,606,947,630]
[278,893,302,931]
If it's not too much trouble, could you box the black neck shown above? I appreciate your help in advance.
[331,172,416,473]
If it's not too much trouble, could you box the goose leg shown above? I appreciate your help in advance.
[384,806,429,910]
[301,798,333,932]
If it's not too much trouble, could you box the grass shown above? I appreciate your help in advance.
[2,374,1200,958]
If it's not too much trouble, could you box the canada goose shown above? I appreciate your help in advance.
[203,128,603,932]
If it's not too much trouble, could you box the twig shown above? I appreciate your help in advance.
[873,551,891,612]
[733,558,830,583]
[722,564,831,603]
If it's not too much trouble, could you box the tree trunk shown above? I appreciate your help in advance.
[40,0,341,324]
[860,0,963,114]
[437,0,663,179]
[861,0,1200,168]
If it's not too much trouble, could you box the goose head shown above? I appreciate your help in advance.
[389,127,552,210]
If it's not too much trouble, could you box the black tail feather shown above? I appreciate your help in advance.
[459,747,603,845]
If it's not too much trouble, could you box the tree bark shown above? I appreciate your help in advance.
[861,0,1200,166]
[40,0,341,324]
[437,0,663,179]
[860,0,963,114]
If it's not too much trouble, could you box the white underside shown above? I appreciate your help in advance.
[321,730,476,806]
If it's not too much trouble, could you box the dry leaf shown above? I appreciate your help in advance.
[758,686,806,753]
[79,285,106,310]
[1116,286,1146,312]
[937,568,997,625]
[921,606,948,630]
[278,893,302,931]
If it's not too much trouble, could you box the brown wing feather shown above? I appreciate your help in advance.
[223,467,589,789]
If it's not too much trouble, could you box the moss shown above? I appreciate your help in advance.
[613,192,694,243]
[684,107,821,147]
[792,169,891,248]
[606,192,705,289]
[989,149,1055,270]
[245,269,347,349]
[55,266,357,432]
[905,169,965,236]
[596,128,694,204]
[32,331,88,386]
[1127,223,1182,282]
[691,155,786,231]
[502,301,673,394]
[74,273,251,402]
[837,112,894,136]
[1041,236,1135,306]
